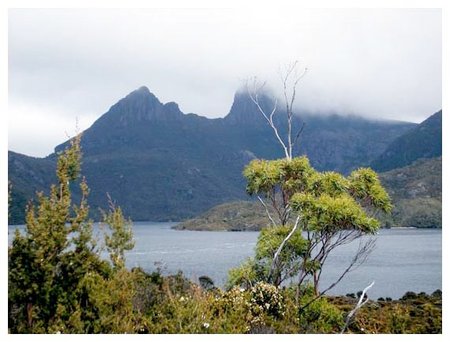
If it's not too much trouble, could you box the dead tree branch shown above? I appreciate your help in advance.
[341,281,375,334]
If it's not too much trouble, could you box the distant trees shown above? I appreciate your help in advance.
[229,62,392,299]
[8,135,140,333]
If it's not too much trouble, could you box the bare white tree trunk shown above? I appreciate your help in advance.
[341,281,375,334]
[268,215,300,281]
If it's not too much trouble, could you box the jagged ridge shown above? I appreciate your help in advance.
[9,86,420,224]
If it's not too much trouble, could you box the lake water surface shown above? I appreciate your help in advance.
[8,222,442,299]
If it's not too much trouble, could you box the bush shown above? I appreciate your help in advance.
[297,285,344,333]
[249,282,285,319]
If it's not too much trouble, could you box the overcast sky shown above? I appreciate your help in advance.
[8,8,442,157]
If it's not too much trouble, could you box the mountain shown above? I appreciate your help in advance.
[8,151,57,223]
[9,86,416,224]
[378,157,441,228]
[370,110,442,172]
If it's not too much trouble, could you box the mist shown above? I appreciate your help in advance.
[8,8,441,157]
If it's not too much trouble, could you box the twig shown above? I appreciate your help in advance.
[293,122,306,148]
[257,196,277,227]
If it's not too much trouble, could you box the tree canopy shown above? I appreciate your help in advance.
[232,154,391,295]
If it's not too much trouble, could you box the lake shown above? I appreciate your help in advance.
[8,222,442,299]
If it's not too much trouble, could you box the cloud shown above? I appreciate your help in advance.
[8,103,98,157]
[8,8,442,157]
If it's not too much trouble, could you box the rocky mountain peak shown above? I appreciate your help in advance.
[114,86,162,117]
[135,85,151,93]
[94,86,186,127]
[224,91,276,125]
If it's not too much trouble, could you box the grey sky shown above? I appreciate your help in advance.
[8,8,442,157]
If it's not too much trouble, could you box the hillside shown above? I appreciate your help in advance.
[176,157,442,230]
[370,110,442,172]
[9,86,416,224]
[173,201,271,231]
[8,151,57,223]
[379,157,441,228]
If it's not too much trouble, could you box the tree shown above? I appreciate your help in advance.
[243,157,391,294]
[230,62,392,299]
[102,196,135,270]
[8,135,140,333]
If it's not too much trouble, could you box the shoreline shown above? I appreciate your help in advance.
[172,225,442,232]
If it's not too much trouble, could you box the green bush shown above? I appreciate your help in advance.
[297,286,343,333]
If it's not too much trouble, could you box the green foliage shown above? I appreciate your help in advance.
[102,203,134,269]
[8,135,98,333]
[256,225,307,284]
[227,258,265,289]
[56,136,81,182]
[244,157,314,201]
[198,276,216,291]
[227,224,308,289]
[309,171,349,197]
[134,270,250,334]
[297,286,344,333]
[77,269,144,333]
[348,168,392,213]
[141,277,301,333]
[133,272,449,334]
[8,135,141,333]
[291,193,379,233]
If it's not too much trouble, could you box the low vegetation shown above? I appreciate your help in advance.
[173,201,272,231]
[122,269,442,334]
[330,290,442,334]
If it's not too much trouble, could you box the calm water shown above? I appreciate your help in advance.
[8,222,442,299]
